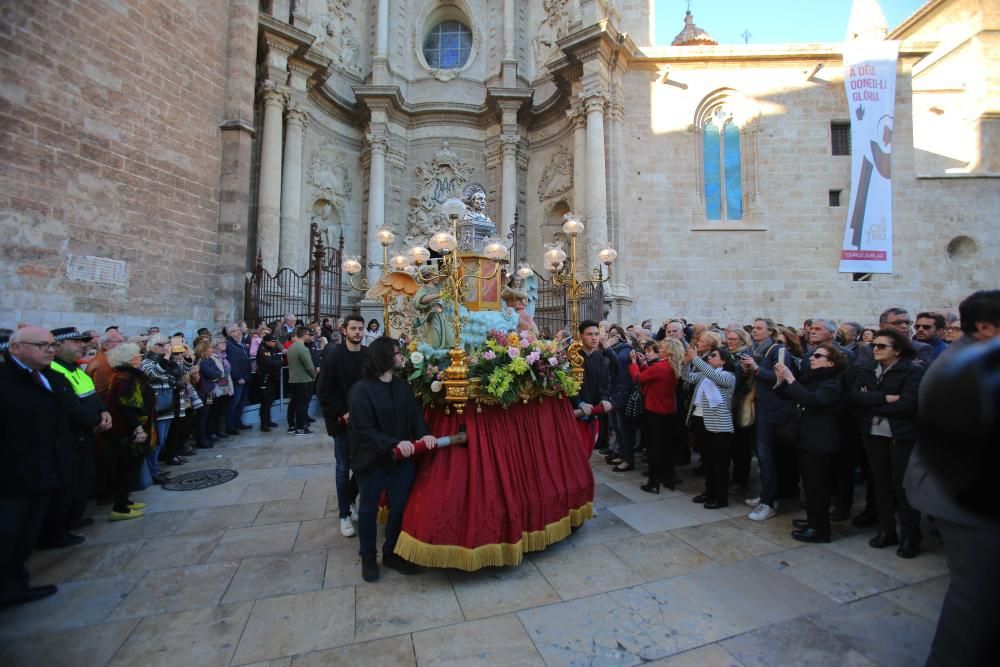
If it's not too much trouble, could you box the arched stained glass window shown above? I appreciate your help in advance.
[702,108,743,221]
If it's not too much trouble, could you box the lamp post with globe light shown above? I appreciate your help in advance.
[546,213,617,336]
[340,225,403,334]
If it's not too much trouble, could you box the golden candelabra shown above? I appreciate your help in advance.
[545,214,618,383]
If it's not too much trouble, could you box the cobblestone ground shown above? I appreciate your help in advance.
[0,425,945,666]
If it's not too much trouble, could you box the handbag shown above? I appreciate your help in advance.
[154,386,173,414]
[735,385,756,429]
[774,405,803,447]
[624,384,644,419]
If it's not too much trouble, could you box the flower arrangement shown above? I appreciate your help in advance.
[466,330,581,407]
[402,331,580,410]
[403,342,451,408]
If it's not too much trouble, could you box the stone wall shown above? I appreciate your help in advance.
[0,0,238,333]
[614,48,999,327]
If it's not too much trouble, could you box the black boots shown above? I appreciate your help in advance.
[868,531,900,549]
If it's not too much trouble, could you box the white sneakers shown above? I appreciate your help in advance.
[744,497,761,507]
[339,517,356,537]
[748,502,777,522]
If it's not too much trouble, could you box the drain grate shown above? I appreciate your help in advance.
[160,468,239,491]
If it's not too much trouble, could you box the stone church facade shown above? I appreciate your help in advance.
[1,0,996,331]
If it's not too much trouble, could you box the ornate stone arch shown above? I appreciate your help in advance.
[690,88,763,227]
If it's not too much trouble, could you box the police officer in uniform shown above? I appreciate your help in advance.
[41,328,110,548]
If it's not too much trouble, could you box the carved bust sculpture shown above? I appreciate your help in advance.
[458,183,496,252]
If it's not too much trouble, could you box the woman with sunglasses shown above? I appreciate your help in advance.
[683,345,736,509]
[773,343,848,543]
[852,328,925,558]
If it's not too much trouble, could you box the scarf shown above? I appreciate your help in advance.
[694,376,724,409]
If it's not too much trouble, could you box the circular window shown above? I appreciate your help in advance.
[423,21,472,69]
[946,235,979,263]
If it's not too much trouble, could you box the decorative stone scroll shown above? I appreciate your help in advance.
[406,142,474,243]
[537,144,573,201]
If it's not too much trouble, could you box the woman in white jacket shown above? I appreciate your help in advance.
[683,345,736,510]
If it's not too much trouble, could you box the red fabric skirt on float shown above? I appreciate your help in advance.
[393,397,595,571]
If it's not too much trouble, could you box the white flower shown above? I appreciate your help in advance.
[410,352,424,365]
[430,380,443,392]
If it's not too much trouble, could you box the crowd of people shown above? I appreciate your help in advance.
[0,312,366,608]
[2,292,998,665]
[567,291,999,664]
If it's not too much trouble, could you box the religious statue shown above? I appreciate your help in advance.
[457,183,496,253]
[413,270,455,350]
[502,286,539,335]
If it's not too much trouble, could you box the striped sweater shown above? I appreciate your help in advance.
[683,356,736,433]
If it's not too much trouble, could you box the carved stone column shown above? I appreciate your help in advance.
[500,135,519,243]
[365,130,389,285]
[583,90,609,266]
[502,0,516,85]
[373,0,389,82]
[567,100,588,221]
[257,81,288,273]
[279,105,308,270]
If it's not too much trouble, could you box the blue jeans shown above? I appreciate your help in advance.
[148,419,172,477]
[226,381,247,429]
[356,460,415,560]
[333,432,358,518]
[754,419,777,506]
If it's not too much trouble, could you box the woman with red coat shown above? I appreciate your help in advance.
[629,339,683,493]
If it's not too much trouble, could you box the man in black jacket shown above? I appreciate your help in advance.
[348,337,435,582]
[255,334,283,432]
[318,315,367,538]
[0,327,89,607]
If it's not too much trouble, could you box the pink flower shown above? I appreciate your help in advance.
[507,347,520,359]
[548,356,558,366]
[526,350,541,364]
[519,337,531,348]
[483,349,496,361]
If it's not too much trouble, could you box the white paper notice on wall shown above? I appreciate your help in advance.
[839,39,899,274]
[66,255,129,286]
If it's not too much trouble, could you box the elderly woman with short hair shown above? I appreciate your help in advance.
[141,334,181,485]
[100,343,154,520]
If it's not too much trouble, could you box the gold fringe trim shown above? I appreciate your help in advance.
[376,505,388,525]
[393,502,594,572]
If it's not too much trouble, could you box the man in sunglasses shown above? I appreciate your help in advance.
[913,312,947,363]
[0,327,88,607]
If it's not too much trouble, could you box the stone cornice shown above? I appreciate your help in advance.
[259,13,315,53]
[888,0,949,39]
[633,42,935,66]
[219,119,256,138]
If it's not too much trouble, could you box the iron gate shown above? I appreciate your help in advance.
[532,271,605,338]
[244,223,345,326]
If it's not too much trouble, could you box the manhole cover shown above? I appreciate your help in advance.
[161,468,239,491]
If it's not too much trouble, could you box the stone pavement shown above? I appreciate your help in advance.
[0,428,946,666]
